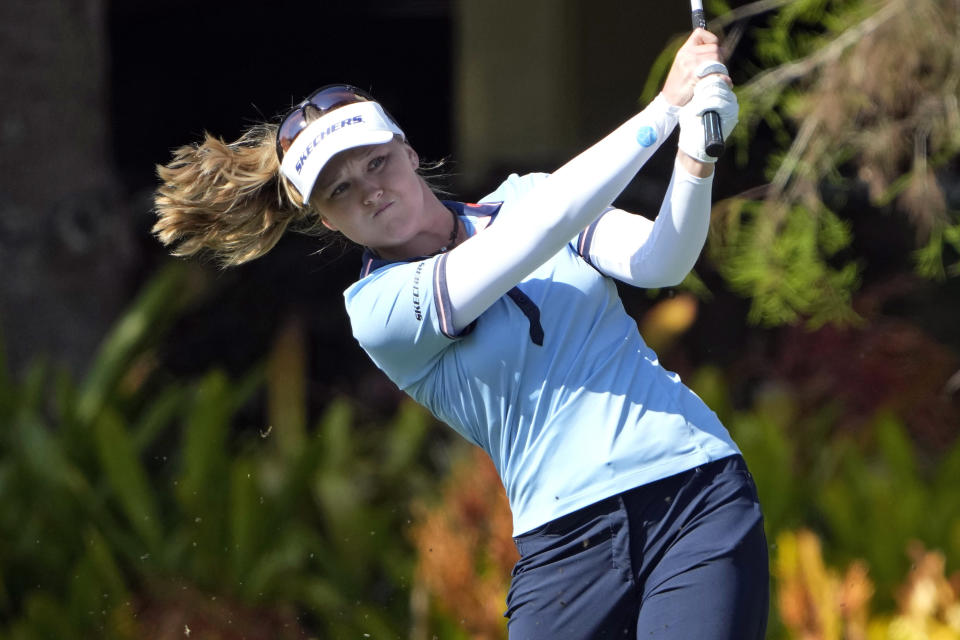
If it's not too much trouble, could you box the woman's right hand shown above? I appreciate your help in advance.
[661,28,728,107]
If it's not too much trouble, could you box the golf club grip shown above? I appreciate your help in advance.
[692,8,707,30]
[691,8,725,158]
[702,110,724,157]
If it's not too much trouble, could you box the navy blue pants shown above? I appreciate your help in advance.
[505,455,769,639]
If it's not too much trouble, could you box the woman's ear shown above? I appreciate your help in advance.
[404,143,419,169]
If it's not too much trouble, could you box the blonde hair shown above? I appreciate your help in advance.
[153,122,319,267]
[154,106,449,267]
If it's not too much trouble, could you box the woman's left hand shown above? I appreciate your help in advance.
[661,28,729,107]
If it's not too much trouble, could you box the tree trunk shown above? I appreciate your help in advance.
[0,0,135,377]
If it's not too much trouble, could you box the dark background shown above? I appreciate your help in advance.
[5,1,461,413]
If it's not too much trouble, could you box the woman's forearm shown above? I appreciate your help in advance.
[676,149,715,177]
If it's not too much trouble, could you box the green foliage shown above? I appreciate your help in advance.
[648,0,960,326]
[915,221,960,280]
[812,413,960,607]
[75,262,197,426]
[751,0,857,65]
[710,198,861,327]
[689,371,960,619]
[95,407,164,552]
[0,264,448,639]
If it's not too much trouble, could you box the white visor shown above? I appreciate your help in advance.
[279,101,405,202]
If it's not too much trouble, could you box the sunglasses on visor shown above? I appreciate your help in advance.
[275,84,394,161]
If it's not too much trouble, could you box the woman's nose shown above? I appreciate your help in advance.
[360,179,383,205]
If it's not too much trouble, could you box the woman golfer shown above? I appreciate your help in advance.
[154,28,768,640]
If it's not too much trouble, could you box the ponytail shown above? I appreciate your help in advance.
[153,123,318,267]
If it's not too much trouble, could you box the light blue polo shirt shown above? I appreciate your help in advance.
[345,173,740,535]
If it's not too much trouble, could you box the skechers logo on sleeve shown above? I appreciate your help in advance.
[295,115,364,173]
[412,262,424,321]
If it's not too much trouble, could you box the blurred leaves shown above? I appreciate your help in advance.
[0,265,449,639]
[775,530,960,639]
[648,0,960,326]
[409,446,517,640]
[775,528,873,640]
[94,407,163,552]
[76,262,203,426]
[639,292,700,353]
[709,197,861,327]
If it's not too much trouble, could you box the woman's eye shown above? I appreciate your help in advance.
[369,154,387,170]
[330,183,348,198]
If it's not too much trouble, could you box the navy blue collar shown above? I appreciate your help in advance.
[358,200,503,278]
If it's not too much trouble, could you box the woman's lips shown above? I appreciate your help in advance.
[374,202,393,217]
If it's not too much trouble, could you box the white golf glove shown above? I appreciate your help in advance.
[678,69,739,163]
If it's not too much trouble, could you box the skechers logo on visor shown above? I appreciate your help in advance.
[295,115,365,174]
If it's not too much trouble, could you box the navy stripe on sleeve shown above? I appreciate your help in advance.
[576,207,616,273]
[432,253,475,339]
[577,219,601,268]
